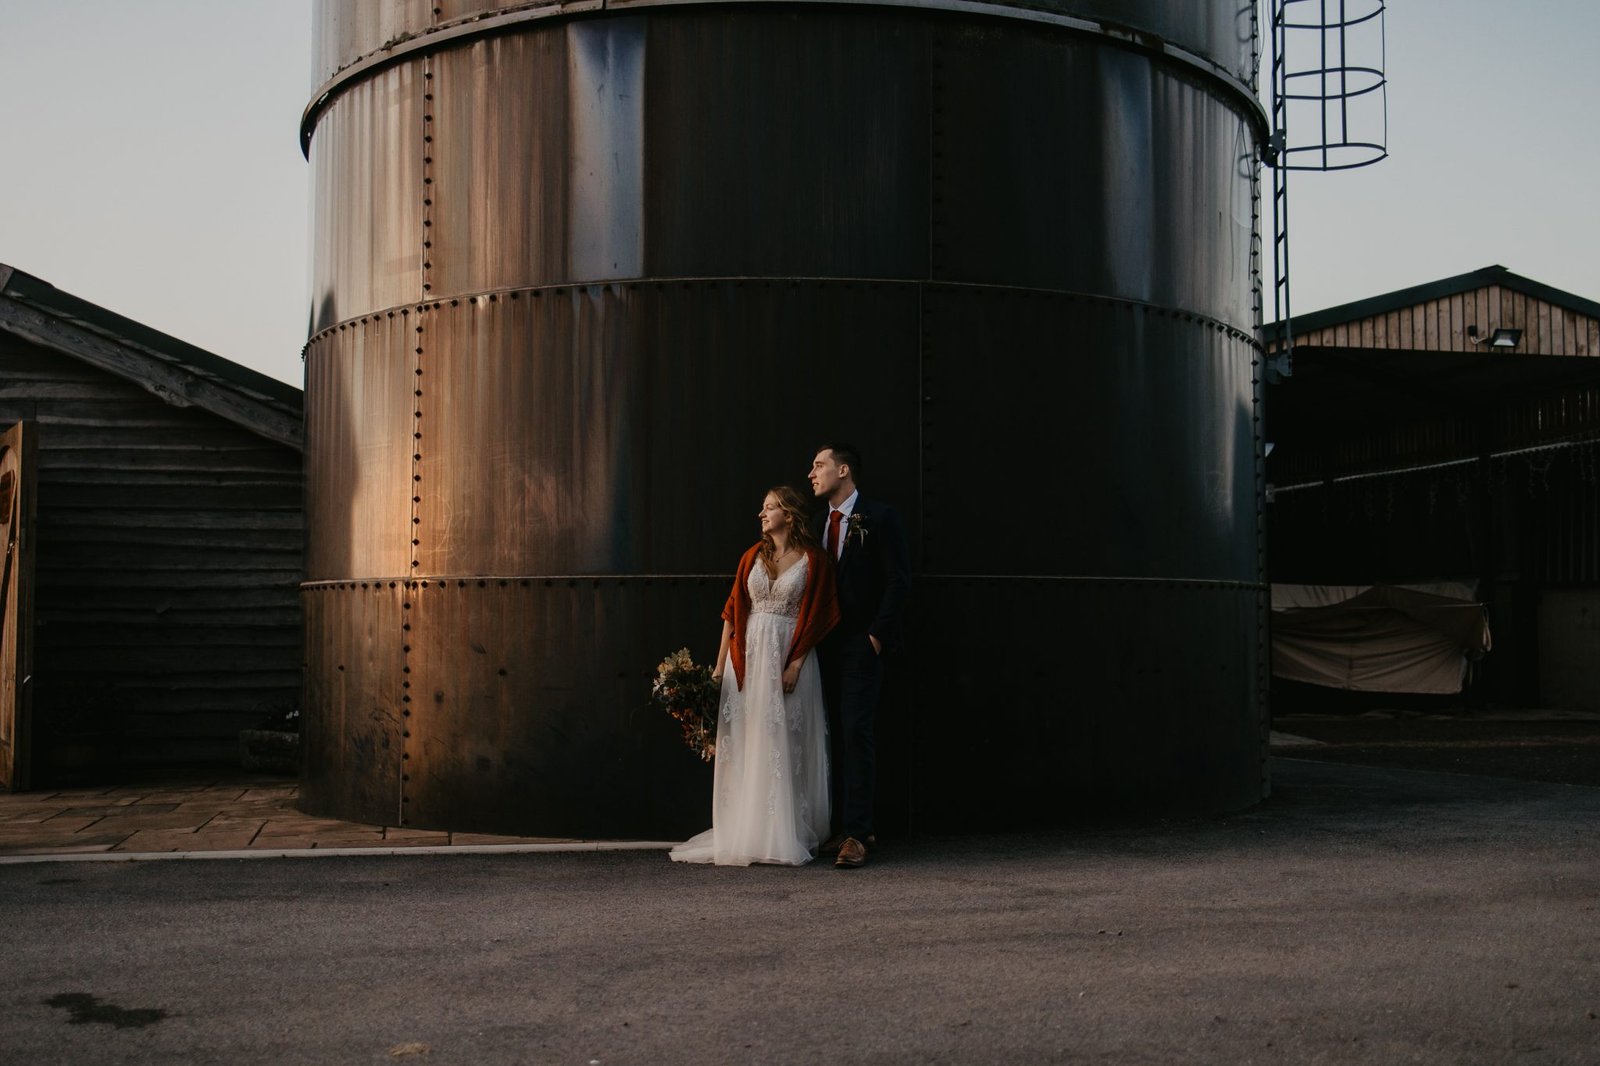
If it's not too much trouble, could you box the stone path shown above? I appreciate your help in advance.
[0,777,581,858]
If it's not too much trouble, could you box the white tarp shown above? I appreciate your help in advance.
[1271,583,1493,695]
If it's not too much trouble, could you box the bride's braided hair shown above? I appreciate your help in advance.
[760,485,820,578]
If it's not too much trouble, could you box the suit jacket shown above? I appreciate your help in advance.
[813,496,912,652]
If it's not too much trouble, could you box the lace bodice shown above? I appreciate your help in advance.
[747,555,808,619]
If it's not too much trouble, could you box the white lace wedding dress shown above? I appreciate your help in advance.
[670,556,830,866]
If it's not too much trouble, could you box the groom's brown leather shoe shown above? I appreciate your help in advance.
[822,833,875,856]
[834,837,868,868]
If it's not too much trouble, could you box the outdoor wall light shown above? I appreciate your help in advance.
[1468,325,1523,349]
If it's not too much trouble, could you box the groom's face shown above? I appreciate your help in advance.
[809,449,845,498]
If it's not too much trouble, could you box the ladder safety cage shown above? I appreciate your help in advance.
[1275,0,1388,172]
[1264,0,1388,381]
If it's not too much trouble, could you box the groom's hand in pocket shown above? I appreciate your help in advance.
[868,635,882,656]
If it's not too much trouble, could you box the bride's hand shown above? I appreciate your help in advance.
[781,661,801,693]
[711,670,723,685]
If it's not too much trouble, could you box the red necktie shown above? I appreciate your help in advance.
[826,510,843,559]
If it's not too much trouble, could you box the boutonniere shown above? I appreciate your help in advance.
[846,512,869,548]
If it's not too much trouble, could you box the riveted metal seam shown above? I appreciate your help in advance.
[396,53,438,827]
[302,277,1266,353]
[299,0,1267,156]
[301,572,1259,590]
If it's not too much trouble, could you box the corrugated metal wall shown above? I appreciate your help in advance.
[299,0,1270,836]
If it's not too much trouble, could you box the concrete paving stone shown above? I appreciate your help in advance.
[196,815,270,833]
[238,788,298,802]
[0,793,59,806]
[119,781,222,793]
[253,817,372,835]
[61,802,183,818]
[446,832,574,846]
[135,791,232,805]
[32,796,137,811]
[171,801,249,819]
[0,827,133,853]
[114,827,262,852]
[227,796,301,811]
[238,836,326,849]
[246,834,389,850]
[59,810,224,832]
[0,805,80,824]
[381,827,451,843]
[35,787,119,800]
[255,811,355,825]
[254,820,382,839]
[374,837,453,848]
[30,815,109,833]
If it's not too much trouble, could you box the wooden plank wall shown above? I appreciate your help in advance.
[1276,285,1600,356]
[1272,385,1600,484]
[0,337,302,776]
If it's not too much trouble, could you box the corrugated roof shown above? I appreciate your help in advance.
[1264,265,1600,345]
[0,263,302,450]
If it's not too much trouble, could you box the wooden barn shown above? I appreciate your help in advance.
[1265,265,1600,711]
[0,264,303,789]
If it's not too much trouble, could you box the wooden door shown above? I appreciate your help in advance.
[0,421,37,791]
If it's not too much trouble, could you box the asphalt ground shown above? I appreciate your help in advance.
[1274,712,1600,787]
[2,757,1597,1066]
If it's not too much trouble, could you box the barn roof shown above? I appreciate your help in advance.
[0,263,302,450]
[1263,266,1600,484]
[1265,264,1600,348]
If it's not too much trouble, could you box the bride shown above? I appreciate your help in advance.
[670,486,839,866]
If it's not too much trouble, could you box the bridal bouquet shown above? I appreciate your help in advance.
[652,647,721,762]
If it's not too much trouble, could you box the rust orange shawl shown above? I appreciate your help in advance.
[722,543,840,690]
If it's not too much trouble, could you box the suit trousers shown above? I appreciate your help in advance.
[821,629,882,841]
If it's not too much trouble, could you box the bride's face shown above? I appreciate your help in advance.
[758,494,789,537]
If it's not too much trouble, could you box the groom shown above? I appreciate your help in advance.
[809,443,911,869]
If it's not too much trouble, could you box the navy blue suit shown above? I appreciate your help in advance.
[814,496,911,841]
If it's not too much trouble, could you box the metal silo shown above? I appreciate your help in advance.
[299,0,1268,836]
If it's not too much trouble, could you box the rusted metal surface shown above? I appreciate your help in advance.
[305,0,1265,147]
[401,578,718,837]
[407,282,917,576]
[302,313,416,581]
[299,583,405,826]
[306,64,425,334]
[301,2,1268,834]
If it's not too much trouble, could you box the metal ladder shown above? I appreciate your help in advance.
[1264,0,1389,381]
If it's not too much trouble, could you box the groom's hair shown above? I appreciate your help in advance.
[820,442,861,479]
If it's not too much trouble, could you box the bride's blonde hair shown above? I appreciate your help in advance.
[760,485,820,577]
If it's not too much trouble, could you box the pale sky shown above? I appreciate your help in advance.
[2,0,1597,388]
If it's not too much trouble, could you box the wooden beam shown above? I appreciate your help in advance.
[0,295,302,450]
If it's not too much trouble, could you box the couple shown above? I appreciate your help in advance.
[670,444,911,869]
